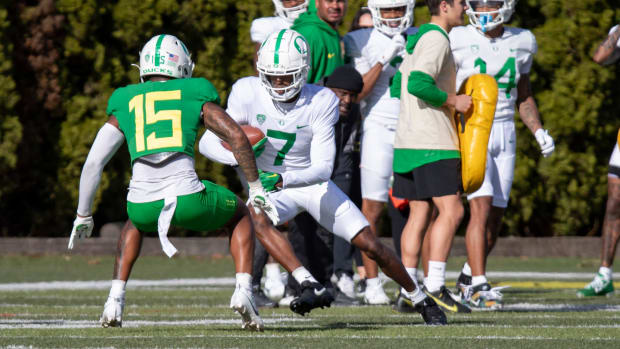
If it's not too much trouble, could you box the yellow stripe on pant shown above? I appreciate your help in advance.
[455,74,499,194]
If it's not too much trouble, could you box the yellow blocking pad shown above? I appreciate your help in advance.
[495,281,588,289]
[455,74,499,194]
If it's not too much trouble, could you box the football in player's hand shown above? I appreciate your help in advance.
[221,125,265,150]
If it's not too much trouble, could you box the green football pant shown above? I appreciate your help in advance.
[127,180,238,232]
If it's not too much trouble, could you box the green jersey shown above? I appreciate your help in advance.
[106,78,220,163]
[292,10,343,83]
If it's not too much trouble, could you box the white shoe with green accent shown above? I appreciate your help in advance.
[577,273,614,297]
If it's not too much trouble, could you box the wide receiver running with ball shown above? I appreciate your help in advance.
[68,34,278,331]
[200,29,447,325]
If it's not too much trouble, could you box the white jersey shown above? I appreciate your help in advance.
[451,25,537,123]
[200,77,339,189]
[250,16,291,44]
[343,27,418,121]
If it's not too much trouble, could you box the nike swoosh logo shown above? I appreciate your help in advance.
[427,293,458,312]
[314,288,326,296]
[328,53,335,59]
[296,125,309,129]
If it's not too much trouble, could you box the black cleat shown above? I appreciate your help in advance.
[332,290,360,306]
[412,296,448,325]
[456,272,472,300]
[289,281,334,316]
[355,278,367,298]
[392,291,417,313]
[424,286,471,313]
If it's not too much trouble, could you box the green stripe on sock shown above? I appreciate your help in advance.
[154,34,165,67]
[274,29,286,65]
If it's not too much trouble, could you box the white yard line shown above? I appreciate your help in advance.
[0,272,598,292]
[2,333,617,342]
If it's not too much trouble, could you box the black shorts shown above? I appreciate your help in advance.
[609,165,620,178]
[393,158,462,200]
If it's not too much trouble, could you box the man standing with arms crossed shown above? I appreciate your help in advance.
[393,0,472,314]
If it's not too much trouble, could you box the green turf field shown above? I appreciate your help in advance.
[1,255,619,348]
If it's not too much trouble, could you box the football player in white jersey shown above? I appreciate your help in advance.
[342,0,417,305]
[250,0,309,303]
[250,0,309,68]
[200,29,446,324]
[577,23,620,297]
[450,0,555,308]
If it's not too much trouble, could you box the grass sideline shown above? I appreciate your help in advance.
[1,255,619,348]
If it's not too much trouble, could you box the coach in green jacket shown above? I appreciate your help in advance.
[292,0,346,83]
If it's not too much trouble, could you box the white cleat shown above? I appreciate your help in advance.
[100,296,124,328]
[230,286,264,331]
[336,274,357,299]
[264,276,286,301]
[363,282,391,305]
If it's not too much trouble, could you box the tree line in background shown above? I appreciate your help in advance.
[0,0,618,237]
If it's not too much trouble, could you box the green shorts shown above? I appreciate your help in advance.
[127,180,238,232]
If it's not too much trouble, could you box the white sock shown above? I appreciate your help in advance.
[109,280,126,299]
[426,261,446,292]
[403,287,427,304]
[472,275,488,286]
[366,277,381,290]
[236,273,252,291]
[599,266,612,280]
[292,267,318,285]
[265,263,281,279]
[405,267,420,289]
[462,262,472,276]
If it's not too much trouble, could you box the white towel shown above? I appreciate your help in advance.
[158,197,178,258]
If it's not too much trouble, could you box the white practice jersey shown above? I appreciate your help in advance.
[212,77,339,188]
[250,16,291,44]
[343,27,418,120]
[451,25,537,123]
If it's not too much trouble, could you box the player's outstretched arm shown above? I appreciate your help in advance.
[69,116,125,249]
[517,75,554,158]
[593,26,620,65]
[202,102,259,183]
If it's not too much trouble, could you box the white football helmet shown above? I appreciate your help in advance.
[257,29,310,102]
[138,34,194,81]
[466,0,517,33]
[273,0,309,23]
[368,0,415,36]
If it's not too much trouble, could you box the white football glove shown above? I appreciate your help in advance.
[534,129,555,158]
[248,184,280,226]
[378,34,405,66]
[68,215,94,249]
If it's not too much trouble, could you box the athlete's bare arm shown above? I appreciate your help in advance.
[516,74,543,134]
[593,26,620,64]
[107,115,121,129]
[202,102,259,182]
[357,63,383,101]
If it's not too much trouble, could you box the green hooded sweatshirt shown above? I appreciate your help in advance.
[292,9,343,83]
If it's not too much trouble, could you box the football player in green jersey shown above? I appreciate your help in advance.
[67,34,278,331]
